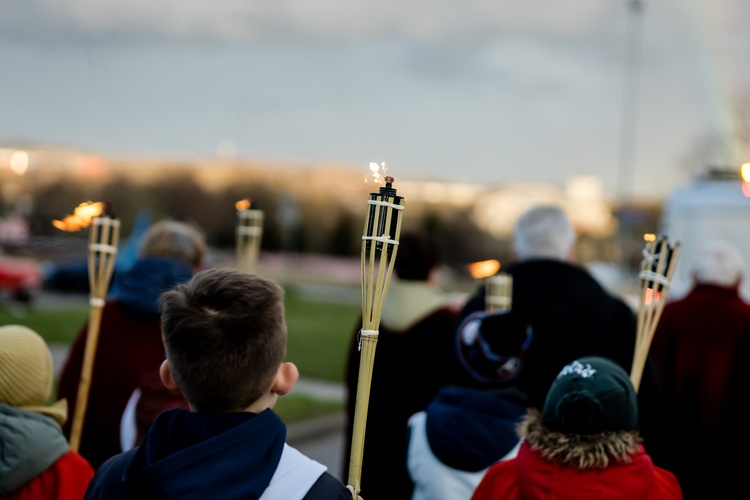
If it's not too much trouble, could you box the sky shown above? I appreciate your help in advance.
[1,0,749,200]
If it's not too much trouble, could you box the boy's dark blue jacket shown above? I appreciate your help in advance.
[84,408,350,500]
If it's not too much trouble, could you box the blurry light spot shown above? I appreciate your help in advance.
[10,150,29,175]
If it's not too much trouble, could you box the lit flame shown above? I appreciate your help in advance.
[52,201,105,232]
[644,288,661,305]
[365,162,389,184]
[236,199,252,211]
[643,233,656,242]
[741,163,750,182]
[468,259,501,279]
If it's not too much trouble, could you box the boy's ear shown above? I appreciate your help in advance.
[272,362,299,396]
[160,359,179,390]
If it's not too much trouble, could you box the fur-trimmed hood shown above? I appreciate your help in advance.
[521,408,642,469]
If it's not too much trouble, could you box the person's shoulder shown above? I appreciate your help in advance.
[85,449,137,499]
[301,472,351,500]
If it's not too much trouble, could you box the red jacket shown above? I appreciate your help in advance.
[650,284,750,499]
[6,450,94,500]
[57,300,170,469]
[472,442,682,500]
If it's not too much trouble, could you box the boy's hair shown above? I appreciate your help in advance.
[394,230,441,281]
[513,205,576,261]
[159,268,287,412]
[140,220,207,269]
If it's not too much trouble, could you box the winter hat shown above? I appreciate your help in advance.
[542,356,638,435]
[0,325,67,424]
[455,310,532,384]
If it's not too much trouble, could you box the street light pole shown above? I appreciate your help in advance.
[616,0,645,266]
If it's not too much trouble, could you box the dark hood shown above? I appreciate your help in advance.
[114,257,194,315]
[425,385,526,472]
[120,408,285,499]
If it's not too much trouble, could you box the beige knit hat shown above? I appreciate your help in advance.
[0,324,67,424]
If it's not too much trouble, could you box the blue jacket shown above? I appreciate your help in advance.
[85,408,350,500]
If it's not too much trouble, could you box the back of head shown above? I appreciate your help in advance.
[455,310,532,385]
[394,230,441,281]
[0,325,66,424]
[139,220,207,269]
[159,268,287,412]
[542,356,638,435]
[513,205,576,261]
[692,240,745,288]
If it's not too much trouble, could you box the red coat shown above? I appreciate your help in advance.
[6,450,94,500]
[57,301,170,469]
[650,284,750,499]
[471,442,682,500]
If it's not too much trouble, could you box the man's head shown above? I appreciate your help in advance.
[140,220,207,269]
[394,230,441,281]
[159,268,288,412]
[692,240,745,288]
[513,205,576,262]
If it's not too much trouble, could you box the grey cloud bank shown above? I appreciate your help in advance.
[1,0,749,199]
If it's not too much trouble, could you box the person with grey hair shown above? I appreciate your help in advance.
[57,219,206,470]
[446,203,673,470]
[651,239,750,499]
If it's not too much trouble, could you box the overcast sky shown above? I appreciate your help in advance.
[1,0,748,199]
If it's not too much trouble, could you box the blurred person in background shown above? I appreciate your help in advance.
[57,219,206,469]
[343,230,462,499]
[445,204,674,470]
[471,356,682,499]
[650,240,750,500]
[406,310,529,500]
[0,324,94,499]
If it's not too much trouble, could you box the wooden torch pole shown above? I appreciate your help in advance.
[348,176,405,497]
[236,204,264,273]
[630,236,680,392]
[69,214,120,451]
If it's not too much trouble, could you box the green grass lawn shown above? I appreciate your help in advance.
[0,284,359,422]
[0,286,360,383]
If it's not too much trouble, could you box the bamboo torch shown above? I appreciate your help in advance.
[486,272,512,313]
[348,166,405,497]
[69,208,120,451]
[236,199,264,273]
[630,234,680,392]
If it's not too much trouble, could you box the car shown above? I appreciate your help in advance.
[0,254,42,303]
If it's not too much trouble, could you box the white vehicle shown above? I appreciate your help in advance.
[659,167,750,302]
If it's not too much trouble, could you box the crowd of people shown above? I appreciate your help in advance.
[1,202,748,499]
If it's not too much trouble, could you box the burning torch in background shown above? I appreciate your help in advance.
[53,201,120,451]
[348,163,405,496]
[235,199,264,273]
[630,233,680,392]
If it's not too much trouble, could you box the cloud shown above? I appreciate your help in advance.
[0,0,615,45]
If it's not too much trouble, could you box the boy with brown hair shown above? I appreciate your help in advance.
[85,268,356,499]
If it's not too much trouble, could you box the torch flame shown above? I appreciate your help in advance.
[236,199,252,211]
[643,233,656,242]
[468,259,501,279]
[52,201,105,232]
[365,162,389,184]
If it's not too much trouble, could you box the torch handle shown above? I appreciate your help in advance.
[347,332,378,496]
[69,304,105,451]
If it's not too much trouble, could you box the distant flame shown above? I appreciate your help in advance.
[468,259,501,279]
[52,201,105,232]
[643,233,656,242]
[236,199,252,211]
[365,162,389,184]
